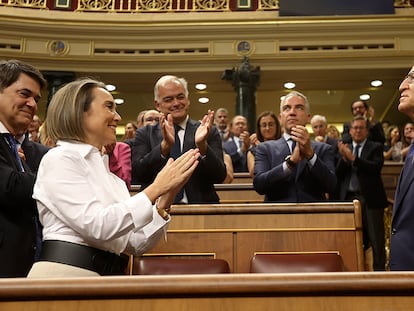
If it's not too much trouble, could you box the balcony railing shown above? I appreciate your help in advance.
[0,0,412,13]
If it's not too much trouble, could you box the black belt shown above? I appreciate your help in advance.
[39,240,129,276]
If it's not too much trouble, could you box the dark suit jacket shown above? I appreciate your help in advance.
[21,136,50,174]
[222,136,248,173]
[342,121,385,145]
[335,140,387,210]
[0,134,38,277]
[390,153,414,270]
[253,138,337,203]
[131,119,226,204]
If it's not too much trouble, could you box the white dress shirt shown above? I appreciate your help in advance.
[33,140,169,256]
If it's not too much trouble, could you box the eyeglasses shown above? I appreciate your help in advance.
[404,72,414,84]
[145,117,160,122]
[260,123,276,129]
[351,126,367,130]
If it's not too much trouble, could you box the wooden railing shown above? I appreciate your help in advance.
[137,201,364,272]
[2,272,414,310]
[0,0,411,13]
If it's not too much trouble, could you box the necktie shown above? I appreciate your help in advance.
[170,125,184,203]
[354,144,361,158]
[349,144,361,192]
[4,133,24,171]
[170,125,182,160]
[290,139,296,154]
[220,130,226,141]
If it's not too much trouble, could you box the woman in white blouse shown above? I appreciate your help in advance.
[27,78,200,278]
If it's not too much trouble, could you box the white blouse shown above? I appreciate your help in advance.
[33,140,169,256]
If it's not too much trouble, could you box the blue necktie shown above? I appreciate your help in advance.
[170,125,184,203]
[4,133,24,171]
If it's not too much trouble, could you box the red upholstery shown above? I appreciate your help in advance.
[134,258,230,275]
[249,253,345,273]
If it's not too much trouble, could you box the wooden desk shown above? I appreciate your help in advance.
[382,161,403,200]
[214,183,263,203]
[232,172,252,183]
[2,273,414,311]
[131,183,263,203]
[143,201,364,273]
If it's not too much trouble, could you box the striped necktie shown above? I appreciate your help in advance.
[4,133,24,171]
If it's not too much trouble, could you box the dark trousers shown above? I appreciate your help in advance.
[345,192,386,271]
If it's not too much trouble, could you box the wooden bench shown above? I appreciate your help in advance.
[131,161,401,204]
[382,161,403,200]
[137,200,364,273]
[232,172,253,183]
[3,272,414,311]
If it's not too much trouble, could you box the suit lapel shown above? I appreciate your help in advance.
[182,119,196,152]
[394,157,414,217]
[1,134,21,171]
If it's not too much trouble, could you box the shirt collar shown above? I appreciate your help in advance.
[56,140,100,158]
[352,139,367,149]
[176,115,189,131]
[0,121,25,144]
[283,132,293,141]
[0,121,11,134]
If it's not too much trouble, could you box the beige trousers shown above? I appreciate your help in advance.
[27,261,99,278]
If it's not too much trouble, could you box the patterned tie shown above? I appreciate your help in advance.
[170,125,184,203]
[349,144,361,191]
[170,125,182,160]
[4,133,24,171]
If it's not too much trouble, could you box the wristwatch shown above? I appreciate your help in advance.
[285,155,296,169]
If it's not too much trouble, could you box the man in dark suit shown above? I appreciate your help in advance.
[0,59,46,277]
[336,115,388,271]
[131,75,226,204]
[341,100,385,145]
[253,91,336,203]
[20,133,50,174]
[390,67,414,270]
[223,115,250,173]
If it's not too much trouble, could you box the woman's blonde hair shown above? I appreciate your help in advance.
[45,78,106,143]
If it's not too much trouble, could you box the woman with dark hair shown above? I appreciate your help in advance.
[247,111,281,177]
